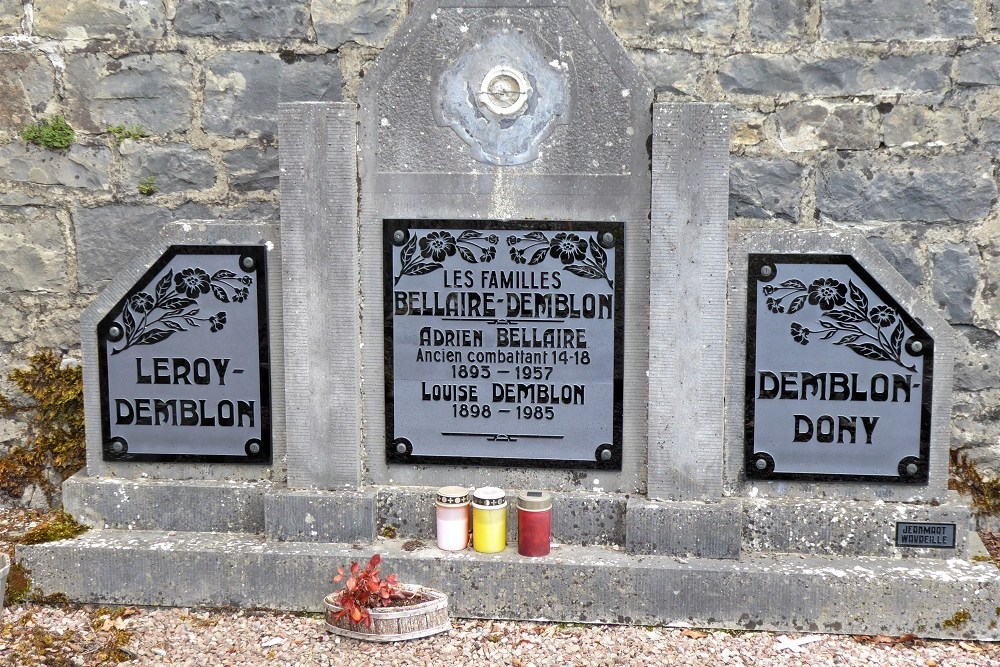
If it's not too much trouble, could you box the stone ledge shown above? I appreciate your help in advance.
[18,530,1000,640]
[625,498,741,558]
[63,475,270,533]
[264,489,376,543]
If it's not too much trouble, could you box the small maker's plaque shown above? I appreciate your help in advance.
[745,254,932,482]
[895,522,956,548]
[384,220,624,468]
[98,245,271,463]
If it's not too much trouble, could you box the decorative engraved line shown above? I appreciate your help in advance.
[440,432,565,441]
[441,317,565,324]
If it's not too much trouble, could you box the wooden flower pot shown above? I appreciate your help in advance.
[323,584,450,642]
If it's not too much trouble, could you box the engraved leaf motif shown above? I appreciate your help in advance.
[155,269,173,301]
[163,320,185,332]
[846,342,893,363]
[400,236,417,266]
[122,306,136,338]
[786,295,807,314]
[404,262,441,277]
[525,232,547,242]
[135,328,174,346]
[848,280,868,312]
[457,230,482,241]
[780,279,806,290]
[212,269,237,280]
[457,246,477,263]
[211,284,230,303]
[834,334,861,345]
[589,236,607,269]
[528,248,548,265]
[825,309,865,323]
[565,264,605,280]
[890,321,905,355]
[159,297,196,310]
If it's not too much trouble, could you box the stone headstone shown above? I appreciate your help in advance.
[98,245,271,462]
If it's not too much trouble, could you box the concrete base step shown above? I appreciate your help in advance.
[17,529,1000,640]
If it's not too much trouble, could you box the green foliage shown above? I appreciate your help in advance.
[949,449,1000,516]
[106,124,149,143]
[19,116,76,150]
[20,511,87,545]
[0,350,85,505]
[137,176,158,196]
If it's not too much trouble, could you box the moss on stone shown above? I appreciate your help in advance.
[19,116,76,150]
[20,511,88,545]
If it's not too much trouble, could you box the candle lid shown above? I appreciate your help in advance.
[472,486,506,507]
[436,486,471,505]
[516,490,552,511]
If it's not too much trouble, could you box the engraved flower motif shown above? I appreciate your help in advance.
[128,292,154,313]
[510,247,526,264]
[549,233,587,264]
[765,296,784,313]
[488,235,499,245]
[869,305,896,328]
[240,275,253,285]
[806,277,847,310]
[480,247,496,262]
[418,231,457,262]
[175,267,211,298]
[209,311,227,333]
[232,287,250,303]
[790,322,810,345]
[507,235,519,246]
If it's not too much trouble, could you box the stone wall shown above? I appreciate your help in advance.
[1,0,998,494]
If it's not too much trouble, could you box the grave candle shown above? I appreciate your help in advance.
[471,487,507,553]
[516,490,552,557]
[436,486,471,551]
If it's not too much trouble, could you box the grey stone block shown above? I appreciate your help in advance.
[729,157,803,222]
[0,142,111,190]
[626,498,741,558]
[549,492,626,547]
[33,0,166,40]
[821,0,974,40]
[719,55,862,95]
[20,531,1000,638]
[648,104,729,501]
[224,146,279,192]
[630,50,701,97]
[203,53,343,140]
[73,203,277,292]
[313,0,404,48]
[0,207,67,293]
[882,105,964,147]
[0,53,55,131]
[265,490,376,543]
[817,153,996,223]
[63,475,268,532]
[954,325,1000,391]
[958,44,1000,86]
[64,53,192,135]
[376,487,436,539]
[775,102,879,152]
[174,0,308,40]
[931,243,978,323]
[750,0,808,41]
[0,0,21,33]
[859,55,952,94]
[866,236,923,287]
[608,0,738,42]
[120,143,216,195]
[742,498,974,558]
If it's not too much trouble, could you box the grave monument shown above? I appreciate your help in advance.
[19,0,1000,639]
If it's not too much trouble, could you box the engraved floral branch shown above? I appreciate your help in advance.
[394,230,498,285]
[111,267,253,354]
[764,276,916,372]
[506,232,613,288]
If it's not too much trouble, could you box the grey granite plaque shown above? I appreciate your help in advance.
[98,245,271,463]
[745,254,933,482]
[895,522,956,548]
[384,220,624,469]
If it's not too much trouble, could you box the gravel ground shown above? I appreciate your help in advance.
[1,509,998,666]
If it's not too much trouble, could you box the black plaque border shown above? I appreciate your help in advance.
[97,245,272,464]
[894,522,956,549]
[744,253,934,484]
[383,219,625,470]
